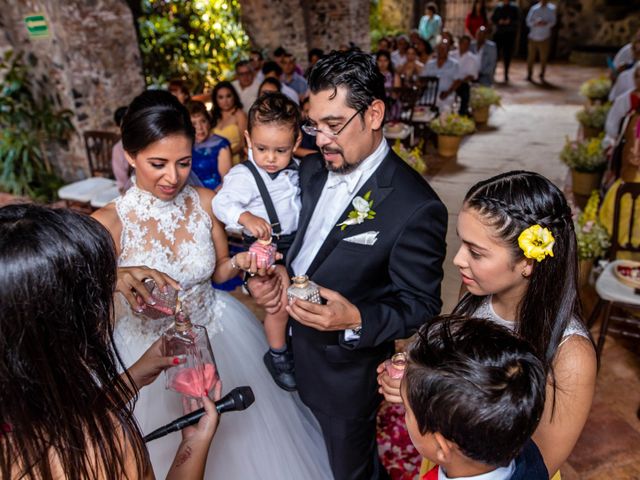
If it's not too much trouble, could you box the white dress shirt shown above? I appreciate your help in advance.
[422,57,461,111]
[457,50,480,81]
[281,83,300,105]
[291,139,389,276]
[613,43,633,70]
[211,150,301,235]
[526,2,557,42]
[437,461,515,480]
[609,63,638,101]
[231,78,260,113]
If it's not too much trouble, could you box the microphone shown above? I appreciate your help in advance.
[144,386,255,442]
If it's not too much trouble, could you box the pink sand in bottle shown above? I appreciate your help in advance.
[249,239,277,268]
[170,363,218,398]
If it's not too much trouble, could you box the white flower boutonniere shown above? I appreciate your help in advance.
[337,191,376,231]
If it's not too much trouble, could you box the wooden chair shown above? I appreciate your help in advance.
[84,130,120,178]
[383,86,421,147]
[411,76,440,142]
[587,182,640,358]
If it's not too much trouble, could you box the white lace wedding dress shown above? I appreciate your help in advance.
[113,184,332,479]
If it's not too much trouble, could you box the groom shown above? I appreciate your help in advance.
[249,50,447,480]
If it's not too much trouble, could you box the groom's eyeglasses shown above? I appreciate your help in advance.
[301,106,366,138]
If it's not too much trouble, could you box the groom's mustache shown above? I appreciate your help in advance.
[321,146,343,156]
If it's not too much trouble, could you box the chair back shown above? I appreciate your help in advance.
[83,131,120,178]
[610,181,640,258]
[416,76,439,111]
[386,86,421,123]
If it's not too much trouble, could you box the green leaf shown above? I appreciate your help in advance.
[369,210,377,216]
[363,190,371,201]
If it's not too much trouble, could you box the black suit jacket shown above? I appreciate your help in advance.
[286,148,447,419]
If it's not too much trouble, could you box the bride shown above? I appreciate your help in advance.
[93,90,332,479]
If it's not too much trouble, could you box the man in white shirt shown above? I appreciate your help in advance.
[613,29,640,74]
[455,35,480,116]
[422,40,462,112]
[526,0,557,82]
[231,60,260,113]
[471,26,498,86]
[247,50,447,480]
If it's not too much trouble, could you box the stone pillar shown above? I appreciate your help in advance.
[0,0,145,181]
[240,0,371,65]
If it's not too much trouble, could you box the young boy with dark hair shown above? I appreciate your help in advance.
[402,315,549,480]
[212,92,301,392]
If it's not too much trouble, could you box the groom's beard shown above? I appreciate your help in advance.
[322,146,364,175]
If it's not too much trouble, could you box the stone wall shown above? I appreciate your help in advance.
[0,0,144,181]
[240,0,371,64]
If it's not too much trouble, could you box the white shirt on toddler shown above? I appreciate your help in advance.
[211,149,301,236]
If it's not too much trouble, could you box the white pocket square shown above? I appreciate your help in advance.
[343,231,379,246]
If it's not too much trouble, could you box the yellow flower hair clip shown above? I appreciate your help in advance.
[518,225,555,262]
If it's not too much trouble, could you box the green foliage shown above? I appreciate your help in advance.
[138,0,250,92]
[575,190,610,260]
[392,139,427,175]
[429,112,476,136]
[559,135,607,173]
[470,86,501,109]
[0,50,73,201]
[576,102,611,130]
[579,77,611,101]
[369,0,402,50]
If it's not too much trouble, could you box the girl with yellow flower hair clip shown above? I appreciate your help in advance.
[377,171,596,480]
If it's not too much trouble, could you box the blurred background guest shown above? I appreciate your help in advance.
[211,81,247,164]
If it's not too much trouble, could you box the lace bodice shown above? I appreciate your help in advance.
[115,183,224,338]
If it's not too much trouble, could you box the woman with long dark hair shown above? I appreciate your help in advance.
[378,171,597,479]
[92,90,331,479]
[210,80,247,164]
[465,0,489,37]
[0,204,218,479]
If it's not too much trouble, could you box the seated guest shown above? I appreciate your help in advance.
[296,97,320,157]
[187,100,232,191]
[415,37,433,63]
[0,204,219,479]
[605,62,640,148]
[168,78,191,105]
[471,26,498,86]
[231,59,260,113]
[274,46,303,75]
[377,37,391,53]
[262,61,299,105]
[281,53,308,100]
[403,315,548,480]
[305,47,324,77]
[258,77,283,96]
[211,81,248,164]
[250,49,265,83]
[610,40,640,101]
[422,40,461,111]
[397,46,425,86]
[613,29,640,75]
[455,35,480,116]
[376,50,401,91]
[391,34,410,68]
[111,105,131,194]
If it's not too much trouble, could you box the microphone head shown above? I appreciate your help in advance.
[231,386,255,410]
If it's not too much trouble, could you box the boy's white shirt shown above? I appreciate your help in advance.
[438,461,515,480]
[211,149,301,235]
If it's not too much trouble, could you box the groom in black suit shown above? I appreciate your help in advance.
[249,50,447,480]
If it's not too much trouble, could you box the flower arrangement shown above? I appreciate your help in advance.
[575,102,611,130]
[559,135,607,173]
[575,190,610,260]
[392,140,427,175]
[579,77,611,101]
[429,112,475,137]
[470,86,501,109]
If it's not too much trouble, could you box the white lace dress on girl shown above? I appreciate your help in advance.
[113,184,332,479]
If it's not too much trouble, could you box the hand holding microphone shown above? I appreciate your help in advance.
[145,386,255,442]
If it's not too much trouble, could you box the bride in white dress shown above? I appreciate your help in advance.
[93,90,332,480]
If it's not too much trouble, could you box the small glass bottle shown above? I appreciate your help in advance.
[249,238,278,268]
[385,352,407,379]
[287,275,322,304]
[162,301,220,401]
[134,278,178,319]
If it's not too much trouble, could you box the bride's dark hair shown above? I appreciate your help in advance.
[0,205,147,479]
[121,89,196,156]
[454,171,587,405]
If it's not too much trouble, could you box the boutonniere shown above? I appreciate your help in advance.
[337,191,376,231]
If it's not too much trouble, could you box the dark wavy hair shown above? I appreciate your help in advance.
[0,204,147,479]
[248,92,301,141]
[210,81,243,128]
[454,171,587,397]
[405,315,546,466]
[375,50,395,74]
[307,49,386,116]
[259,77,282,95]
[121,89,195,156]
[186,100,212,124]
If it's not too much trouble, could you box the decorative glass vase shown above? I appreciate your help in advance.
[287,275,322,304]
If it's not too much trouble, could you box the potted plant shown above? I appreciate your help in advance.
[575,190,610,286]
[579,77,612,105]
[576,102,611,139]
[560,135,607,196]
[429,112,475,157]
[392,140,427,175]
[469,86,501,125]
[0,50,74,201]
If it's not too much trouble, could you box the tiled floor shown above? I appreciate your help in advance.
[234,59,640,478]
